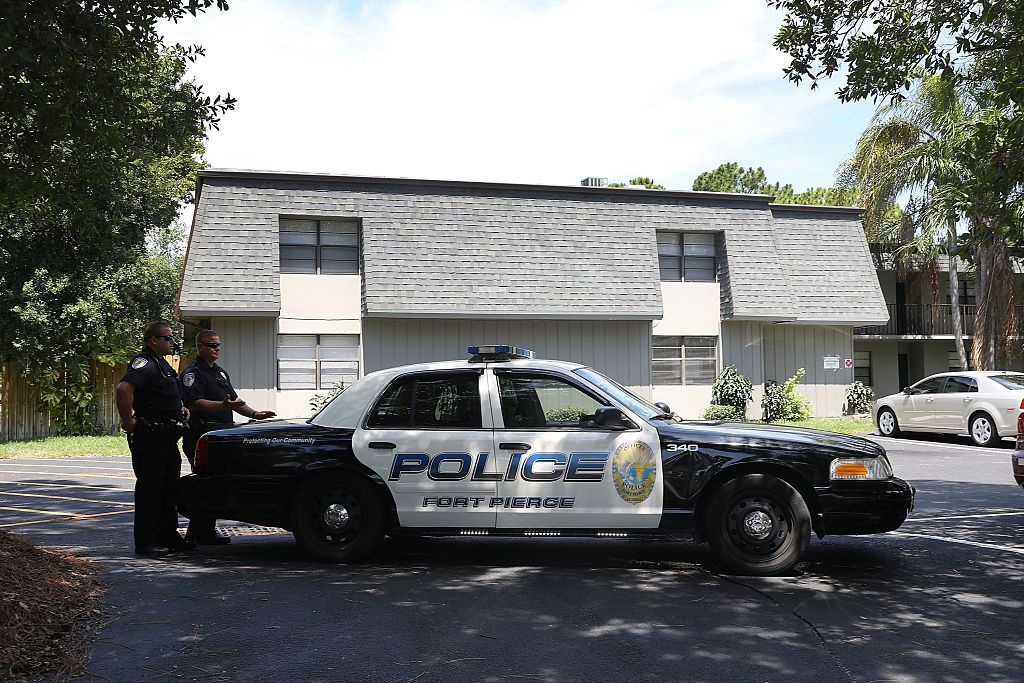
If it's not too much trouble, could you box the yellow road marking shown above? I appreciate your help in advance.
[0,490,132,506]
[0,506,86,518]
[0,469,135,480]
[0,480,134,492]
[0,509,134,528]
[0,463,133,472]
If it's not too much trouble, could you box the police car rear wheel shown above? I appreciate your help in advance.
[291,474,385,562]
[706,474,810,576]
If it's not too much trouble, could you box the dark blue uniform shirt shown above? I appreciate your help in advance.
[180,360,238,425]
[120,348,183,421]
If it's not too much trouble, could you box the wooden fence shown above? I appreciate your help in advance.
[0,357,191,441]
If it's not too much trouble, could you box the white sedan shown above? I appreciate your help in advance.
[875,371,1024,446]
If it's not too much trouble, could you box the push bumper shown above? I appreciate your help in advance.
[816,477,915,535]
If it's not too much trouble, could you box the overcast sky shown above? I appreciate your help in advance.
[158,0,878,192]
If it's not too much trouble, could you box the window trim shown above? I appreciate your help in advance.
[276,333,360,391]
[279,218,361,275]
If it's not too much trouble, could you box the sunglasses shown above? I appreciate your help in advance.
[154,335,174,342]
[202,342,222,349]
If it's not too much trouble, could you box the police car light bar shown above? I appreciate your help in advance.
[467,345,535,362]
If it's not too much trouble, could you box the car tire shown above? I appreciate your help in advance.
[291,473,386,563]
[877,408,901,437]
[969,412,1000,448]
[705,474,810,576]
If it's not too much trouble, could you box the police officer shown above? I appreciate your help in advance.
[180,329,276,544]
[115,321,194,556]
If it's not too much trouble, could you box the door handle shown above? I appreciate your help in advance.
[963,398,973,402]
[925,398,935,402]
[368,441,397,450]
[499,442,532,451]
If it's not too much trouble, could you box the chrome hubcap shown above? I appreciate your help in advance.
[323,503,350,531]
[743,511,773,540]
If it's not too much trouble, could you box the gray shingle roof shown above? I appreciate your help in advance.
[177,170,886,325]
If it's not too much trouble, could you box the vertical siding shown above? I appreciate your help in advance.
[362,318,652,396]
[762,324,854,416]
[210,317,277,411]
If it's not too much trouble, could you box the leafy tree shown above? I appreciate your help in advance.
[608,177,666,190]
[691,162,857,207]
[710,365,753,418]
[0,1,233,433]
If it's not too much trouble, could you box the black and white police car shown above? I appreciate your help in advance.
[179,346,914,575]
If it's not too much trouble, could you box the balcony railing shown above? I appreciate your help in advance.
[854,304,983,336]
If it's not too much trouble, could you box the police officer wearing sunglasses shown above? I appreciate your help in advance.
[115,321,194,556]
[179,329,276,544]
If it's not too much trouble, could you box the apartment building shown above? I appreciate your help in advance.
[177,170,888,419]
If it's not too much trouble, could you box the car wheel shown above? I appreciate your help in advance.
[291,473,385,562]
[969,413,999,448]
[705,474,810,576]
[877,408,901,437]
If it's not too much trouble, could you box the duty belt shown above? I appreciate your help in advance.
[137,416,188,437]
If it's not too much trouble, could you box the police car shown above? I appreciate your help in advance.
[178,346,914,575]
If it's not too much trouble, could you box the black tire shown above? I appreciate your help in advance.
[705,474,810,576]
[290,473,385,562]
[969,412,1000,447]
[877,407,901,437]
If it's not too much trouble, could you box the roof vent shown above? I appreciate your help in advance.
[581,177,607,187]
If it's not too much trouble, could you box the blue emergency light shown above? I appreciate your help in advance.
[468,345,535,361]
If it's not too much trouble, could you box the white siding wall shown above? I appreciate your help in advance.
[762,324,855,416]
[362,318,653,397]
[209,317,277,413]
[721,321,766,418]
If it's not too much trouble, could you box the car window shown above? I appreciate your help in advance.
[990,374,1024,390]
[943,376,977,393]
[910,377,946,394]
[497,373,606,429]
[366,372,482,429]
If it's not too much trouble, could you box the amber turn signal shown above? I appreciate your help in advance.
[833,462,868,477]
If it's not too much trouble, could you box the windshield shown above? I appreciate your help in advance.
[990,374,1024,390]
[573,367,664,421]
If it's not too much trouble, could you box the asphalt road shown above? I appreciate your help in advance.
[2,434,1022,683]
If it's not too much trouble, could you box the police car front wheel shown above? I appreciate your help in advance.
[706,474,810,576]
[290,474,386,562]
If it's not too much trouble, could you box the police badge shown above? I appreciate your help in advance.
[182,373,195,387]
[131,358,148,369]
[611,441,657,505]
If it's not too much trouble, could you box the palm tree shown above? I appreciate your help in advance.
[845,73,973,368]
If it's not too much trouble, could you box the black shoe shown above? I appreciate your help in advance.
[165,538,198,551]
[135,544,170,557]
[190,533,231,546]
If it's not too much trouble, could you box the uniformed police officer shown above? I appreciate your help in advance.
[179,329,276,544]
[115,321,194,556]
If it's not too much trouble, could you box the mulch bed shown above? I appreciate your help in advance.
[0,531,106,682]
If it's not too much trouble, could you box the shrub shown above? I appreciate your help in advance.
[761,380,785,421]
[310,382,347,414]
[545,407,588,424]
[780,368,812,420]
[845,381,875,415]
[710,365,752,417]
[701,404,746,421]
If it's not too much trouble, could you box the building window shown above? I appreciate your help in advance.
[652,336,718,385]
[279,218,359,274]
[657,232,717,282]
[948,351,975,371]
[854,350,872,385]
[945,280,976,306]
[277,334,359,390]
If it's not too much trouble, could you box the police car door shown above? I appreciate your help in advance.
[354,370,496,528]
[488,368,662,529]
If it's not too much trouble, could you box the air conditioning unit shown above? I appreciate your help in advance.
[580,177,607,187]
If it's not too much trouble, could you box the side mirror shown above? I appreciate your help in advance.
[594,406,638,431]
[654,401,671,414]
[902,387,912,395]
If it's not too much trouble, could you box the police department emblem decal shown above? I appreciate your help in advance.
[182,373,195,387]
[132,358,148,369]
[611,441,656,505]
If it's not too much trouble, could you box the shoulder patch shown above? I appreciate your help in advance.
[131,358,149,369]
[182,373,195,387]
[219,371,228,380]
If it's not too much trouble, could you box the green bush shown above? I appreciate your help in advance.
[761,380,785,421]
[845,381,875,415]
[701,404,746,421]
[310,382,347,414]
[710,365,752,417]
[545,408,588,424]
[780,368,812,420]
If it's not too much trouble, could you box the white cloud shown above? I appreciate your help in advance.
[159,0,874,190]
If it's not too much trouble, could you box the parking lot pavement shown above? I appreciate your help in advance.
[3,440,1023,683]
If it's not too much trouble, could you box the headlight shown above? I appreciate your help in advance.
[830,457,892,480]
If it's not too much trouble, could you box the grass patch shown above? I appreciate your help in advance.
[766,416,876,435]
[0,435,128,459]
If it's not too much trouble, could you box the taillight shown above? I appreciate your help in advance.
[1019,397,1024,410]
[194,434,208,472]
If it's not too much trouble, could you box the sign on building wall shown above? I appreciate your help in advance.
[823,355,841,370]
